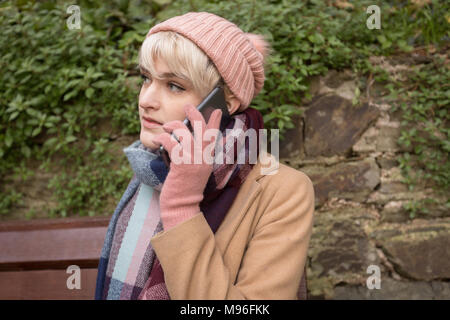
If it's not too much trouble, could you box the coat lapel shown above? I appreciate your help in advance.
[215,156,278,266]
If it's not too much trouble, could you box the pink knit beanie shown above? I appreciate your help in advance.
[146,12,269,111]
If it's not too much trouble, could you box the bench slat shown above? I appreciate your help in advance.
[0,268,98,299]
[0,226,108,271]
[0,216,110,232]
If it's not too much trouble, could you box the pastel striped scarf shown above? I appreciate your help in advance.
[95,107,264,300]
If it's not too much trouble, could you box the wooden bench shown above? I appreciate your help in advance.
[0,216,110,299]
[0,216,308,300]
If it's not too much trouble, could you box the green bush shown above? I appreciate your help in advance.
[0,0,146,216]
[0,1,142,167]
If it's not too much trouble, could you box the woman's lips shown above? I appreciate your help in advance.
[142,117,162,129]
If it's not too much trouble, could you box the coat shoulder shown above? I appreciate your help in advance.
[252,162,315,236]
[253,162,315,218]
[258,162,314,193]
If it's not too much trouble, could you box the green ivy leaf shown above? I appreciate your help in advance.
[5,134,13,148]
[65,135,77,143]
[31,127,41,137]
[63,90,78,101]
[85,87,94,99]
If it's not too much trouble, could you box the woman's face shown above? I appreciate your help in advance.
[138,58,203,150]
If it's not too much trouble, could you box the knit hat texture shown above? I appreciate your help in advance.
[146,12,267,111]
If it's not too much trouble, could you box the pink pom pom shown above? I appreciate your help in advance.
[245,33,270,61]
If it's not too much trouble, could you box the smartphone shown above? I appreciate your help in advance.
[159,85,231,167]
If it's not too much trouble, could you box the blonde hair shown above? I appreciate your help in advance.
[138,31,234,102]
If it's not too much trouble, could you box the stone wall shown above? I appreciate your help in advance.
[279,69,450,299]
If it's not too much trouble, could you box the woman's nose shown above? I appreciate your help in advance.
[139,82,161,110]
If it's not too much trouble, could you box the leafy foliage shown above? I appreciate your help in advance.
[389,55,450,217]
[0,0,144,216]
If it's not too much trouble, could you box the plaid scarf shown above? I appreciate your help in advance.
[95,107,264,300]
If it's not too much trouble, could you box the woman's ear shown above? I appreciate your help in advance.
[226,96,241,115]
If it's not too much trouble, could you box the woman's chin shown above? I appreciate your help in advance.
[140,131,159,151]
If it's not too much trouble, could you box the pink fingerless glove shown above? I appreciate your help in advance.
[152,105,223,231]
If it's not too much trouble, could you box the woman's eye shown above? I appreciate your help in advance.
[140,74,150,84]
[168,82,185,92]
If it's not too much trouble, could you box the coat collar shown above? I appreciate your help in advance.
[244,153,279,182]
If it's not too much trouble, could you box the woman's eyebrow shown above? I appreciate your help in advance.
[139,66,185,81]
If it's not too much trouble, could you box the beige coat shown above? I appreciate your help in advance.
[150,157,315,299]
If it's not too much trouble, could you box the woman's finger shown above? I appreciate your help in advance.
[185,104,207,135]
[151,132,180,155]
[162,120,188,134]
[206,108,222,131]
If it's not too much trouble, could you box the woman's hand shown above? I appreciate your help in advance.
[152,104,223,231]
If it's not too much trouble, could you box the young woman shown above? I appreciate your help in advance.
[95,12,315,300]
